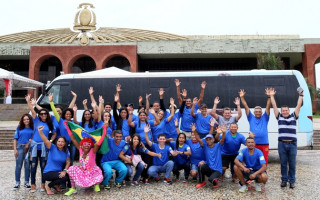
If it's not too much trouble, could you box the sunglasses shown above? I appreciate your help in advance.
[39,112,48,116]
[83,142,92,147]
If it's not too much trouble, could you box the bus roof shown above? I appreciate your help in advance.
[53,67,298,81]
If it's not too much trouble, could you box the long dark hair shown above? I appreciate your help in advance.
[176,132,187,150]
[38,108,54,131]
[18,114,34,130]
[119,107,129,119]
[102,111,112,128]
[61,108,74,120]
[81,110,94,128]
[130,134,142,155]
[55,136,68,153]
[138,111,149,128]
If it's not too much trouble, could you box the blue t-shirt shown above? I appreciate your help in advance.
[14,127,33,144]
[33,116,56,150]
[164,111,181,139]
[170,141,190,165]
[101,138,128,163]
[236,147,266,170]
[132,114,139,122]
[150,143,172,166]
[148,113,155,120]
[51,115,60,138]
[43,144,70,173]
[195,113,212,134]
[96,120,113,138]
[181,105,199,132]
[220,131,246,156]
[134,120,155,144]
[79,121,96,132]
[151,118,169,142]
[204,142,223,173]
[186,138,205,165]
[247,111,269,145]
[110,115,117,130]
[58,119,74,143]
[124,146,149,156]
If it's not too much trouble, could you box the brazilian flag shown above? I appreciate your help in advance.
[65,121,109,154]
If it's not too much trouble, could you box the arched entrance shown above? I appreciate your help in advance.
[105,56,131,71]
[39,56,62,84]
[72,56,96,73]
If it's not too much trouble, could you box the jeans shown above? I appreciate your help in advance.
[148,160,174,179]
[278,141,297,183]
[199,164,221,183]
[31,150,47,185]
[101,160,127,185]
[173,161,190,179]
[15,144,30,185]
[43,171,69,188]
[68,144,77,166]
[125,163,145,182]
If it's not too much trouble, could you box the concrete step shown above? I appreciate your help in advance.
[0,145,13,150]
[312,146,320,150]
[0,104,30,121]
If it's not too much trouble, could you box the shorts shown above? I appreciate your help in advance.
[242,169,259,181]
[255,144,269,165]
[190,164,199,172]
[222,154,237,168]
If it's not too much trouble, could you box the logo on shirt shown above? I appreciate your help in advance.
[260,156,265,161]
[124,145,129,150]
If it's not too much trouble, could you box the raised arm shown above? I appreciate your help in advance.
[145,93,151,116]
[159,88,166,111]
[166,98,175,122]
[234,97,242,121]
[99,96,105,116]
[209,118,218,140]
[144,124,153,147]
[265,88,271,116]
[91,101,99,122]
[190,97,198,118]
[88,87,96,105]
[139,96,143,106]
[295,88,304,117]
[113,95,120,123]
[179,89,187,114]
[93,125,108,154]
[68,91,77,108]
[128,111,135,127]
[25,94,36,118]
[38,126,51,149]
[211,97,220,120]
[83,99,88,111]
[49,93,60,122]
[174,118,180,134]
[30,98,42,112]
[192,123,203,147]
[72,105,79,124]
[198,81,206,106]
[69,132,80,150]
[239,89,249,116]
[116,84,122,109]
[149,109,160,126]
[175,79,182,105]
[269,88,280,118]
[217,124,227,146]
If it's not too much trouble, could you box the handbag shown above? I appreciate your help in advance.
[24,121,39,154]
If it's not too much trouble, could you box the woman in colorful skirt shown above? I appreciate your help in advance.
[64,126,107,195]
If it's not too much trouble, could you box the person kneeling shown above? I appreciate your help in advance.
[145,125,178,184]
[234,137,268,193]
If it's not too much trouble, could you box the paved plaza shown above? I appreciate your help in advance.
[1,149,319,200]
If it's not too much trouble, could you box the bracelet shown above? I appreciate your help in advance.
[299,95,304,96]
[175,126,178,128]
[63,169,67,171]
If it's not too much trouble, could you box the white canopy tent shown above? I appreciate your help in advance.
[0,68,43,104]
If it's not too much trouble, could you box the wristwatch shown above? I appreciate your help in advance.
[63,169,67,172]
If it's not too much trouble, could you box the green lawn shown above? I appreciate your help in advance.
[313,115,320,118]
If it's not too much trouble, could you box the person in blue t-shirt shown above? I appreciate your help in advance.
[145,125,178,184]
[78,99,97,132]
[234,137,268,193]
[220,123,246,182]
[13,114,34,190]
[175,79,207,138]
[240,89,271,165]
[38,126,70,195]
[119,134,161,186]
[170,133,191,182]
[195,124,226,189]
[100,130,128,190]
[191,97,214,138]
[113,94,132,141]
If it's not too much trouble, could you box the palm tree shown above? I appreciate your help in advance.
[305,78,317,101]
[257,53,283,70]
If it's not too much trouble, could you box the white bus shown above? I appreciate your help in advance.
[37,67,313,149]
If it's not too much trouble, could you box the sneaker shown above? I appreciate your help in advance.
[24,183,31,190]
[155,176,160,182]
[144,178,150,184]
[164,178,172,185]
[224,173,231,179]
[246,179,255,185]
[115,182,122,189]
[196,181,206,188]
[255,183,262,192]
[30,184,36,193]
[289,182,295,189]
[238,185,248,193]
[12,184,20,191]
[104,185,111,190]
[192,177,198,183]
[183,178,188,183]
[64,188,77,196]
[122,180,126,186]
[94,184,100,192]
[281,181,287,187]
[212,178,218,188]
[131,181,140,186]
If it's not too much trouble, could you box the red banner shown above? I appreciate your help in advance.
[3,79,9,96]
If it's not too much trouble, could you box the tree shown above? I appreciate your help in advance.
[305,78,317,101]
[257,53,283,70]
[316,88,320,100]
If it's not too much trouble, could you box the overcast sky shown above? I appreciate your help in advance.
[1,0,320,88]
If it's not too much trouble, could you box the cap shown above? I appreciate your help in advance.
[200,103,207,109]
[204,134,214,139]
[125,103,134,107]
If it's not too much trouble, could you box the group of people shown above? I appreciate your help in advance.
[13,79,303,195]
